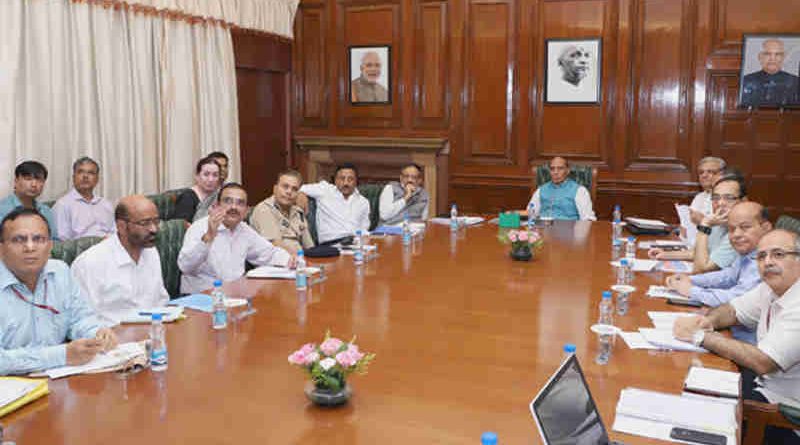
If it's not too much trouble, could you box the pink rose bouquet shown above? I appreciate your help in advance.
[288,331,375,391]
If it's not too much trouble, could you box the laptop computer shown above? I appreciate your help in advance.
[530,354,625,445]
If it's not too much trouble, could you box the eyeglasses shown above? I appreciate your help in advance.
[2,234,50,246]
[711,194,740,202]
[221,197,247,207]
[125,218,161,228]
[755,248,800,262]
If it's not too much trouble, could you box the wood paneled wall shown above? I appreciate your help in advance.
[291,0,800,220]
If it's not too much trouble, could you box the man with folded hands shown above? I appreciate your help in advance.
[0,208,116,375]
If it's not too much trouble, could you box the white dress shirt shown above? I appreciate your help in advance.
[300,181,371,243]
[527,186,597,221]
[52,188,115,240]
[178,216,291,294]
[378,184,429,224]
[690,191,712,216]
[71,234,169,326]
[731,280,800,407]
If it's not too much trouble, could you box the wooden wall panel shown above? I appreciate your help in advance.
[712,0,800,55]
[294,4,328,128]
[412,1,450,129]
[462,0,517,164]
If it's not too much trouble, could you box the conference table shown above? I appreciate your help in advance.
[5,221,739,444]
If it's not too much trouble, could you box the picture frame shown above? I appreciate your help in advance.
[348,45,391,105]
[545,38,602,104]
[738,34,800,108]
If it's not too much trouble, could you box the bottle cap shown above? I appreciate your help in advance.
[481,432,498,445]
[213,279,223,287]
[628,236,635,241]
[298,249,304,256]
[563,343,576,354]
[620,259,628,266]
[602,291,612,299]
[356,230,362,235]
[614,204,620,210]
[151,313,163,321]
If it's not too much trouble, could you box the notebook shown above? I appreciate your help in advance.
[530,354,625,445]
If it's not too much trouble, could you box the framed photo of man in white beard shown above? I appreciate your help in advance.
[545,39,602,104]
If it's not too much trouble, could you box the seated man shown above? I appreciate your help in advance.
[52,156,115,240]
[178,183,294,294]
[665,202,772,343]
[689,156,725,225]
[298,163,370,244]
[0,208,117,375]
[378,163,429,225]
[193,151,230,222]
[527,157,596,221]
[674,229,800,444]
[250,170,314,255]
[0,161,57,238]
[650,171,742,273]
[71,195,169,325]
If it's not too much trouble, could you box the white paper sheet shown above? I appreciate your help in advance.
[684,367,741,398]
[646,285,691,302]
[610,259,658,272]
[638,328,707,353]
[676,204,697,246]
[428,216,485,226]
[246,265,321,279]
[44,342,145,379]
[0,379,41,407]
[626,217,669,227]
[619,331,660,350]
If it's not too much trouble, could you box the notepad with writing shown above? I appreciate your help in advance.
[684,367,741,399]
[0,377,49,417]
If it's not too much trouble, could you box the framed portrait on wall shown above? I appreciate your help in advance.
[738,34,800,108]
[545,38,602,104]
[348,45,391,105]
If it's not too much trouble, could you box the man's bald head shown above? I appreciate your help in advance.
[548,157,570,185]
[758,39,786,75]
[727,201,771,255]
[115,195,159,250]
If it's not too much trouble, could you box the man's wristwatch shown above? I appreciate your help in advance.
[692,330,706,347]
[696,224,712,235]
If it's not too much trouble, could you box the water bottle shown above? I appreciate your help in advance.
[563,343,576,360]
[596,291,614,365]
[450,203,459,231]
[211,279,228,330]
[150,313,168,371]
[611,239,622,261]
[353,230,364,265]
[625,236,636,260]
[612,204,623,242]
[402,211,411,246]
[617,259,629,286]
[481,432,498,445]
[527,202,536,230]
[616,288,629,316]
[296,249,307,290]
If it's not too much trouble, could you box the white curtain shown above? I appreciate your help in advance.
[0,0,241,201]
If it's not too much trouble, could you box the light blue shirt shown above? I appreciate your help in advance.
[708,225,737,269]
[539,179,580,220]
[0,194,58,240]
[0,259,104,375]
[690,251,760,344]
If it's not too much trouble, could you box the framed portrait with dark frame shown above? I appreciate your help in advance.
[738,34,800,108]
[545,38,602,104]
[348,45,391,105]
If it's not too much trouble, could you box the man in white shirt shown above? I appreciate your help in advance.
[674,229,800,443]
[689,156,725,225]
[53,157,115,240]
[378,163,429,225]
[71,195,169,325]
[298,163,371,244]
[178,183,294,294]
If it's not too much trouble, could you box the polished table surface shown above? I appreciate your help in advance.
[5,221,737,444]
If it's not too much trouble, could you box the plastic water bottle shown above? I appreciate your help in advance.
[617,259,629,285]
[402,211,411,246]
[353,230,364,265]
[481,432,498,445]
[611,239,622,261]
[211,280,228,330]
[625,236,636,259]
[612,204,623,242]
[296,250,307,290]
[150,313,168,371]
[596,291,614,365]
[616,288,629,316]
[527,202,536,230]
[450,203,459,231]
[563,343,576,359]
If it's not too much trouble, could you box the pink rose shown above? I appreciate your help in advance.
[300,343,316,355]
[335,351,357,368]
[347,345,364,362]
[320,338,344,356]
[508,231,518,242]
[303,351,320,366]
[518,231,529,242]
[288,350,307,365]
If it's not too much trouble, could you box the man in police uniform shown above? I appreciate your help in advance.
[250,170,314,255]
[350,51,388,103]
[741,38,799,107]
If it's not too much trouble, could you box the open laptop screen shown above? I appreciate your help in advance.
[530,355,612,445]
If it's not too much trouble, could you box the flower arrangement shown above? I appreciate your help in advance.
[499,229,544,251]
[288,331,376,393]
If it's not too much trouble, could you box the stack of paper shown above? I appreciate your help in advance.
[246,265,321,279]
[638,328,707,353]
[619,312,703,351]
[613,387,737,444]
[626,217,670,229]
[38,342,147,379]
[0,377,49,417]
[119,306,184,324]
[610,259,659,272]
[684,367,741,399]
[646,285,691,302]
[676,204,698,246]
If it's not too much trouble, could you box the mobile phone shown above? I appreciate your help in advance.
[669,427,726,445]
[667,298,703,307]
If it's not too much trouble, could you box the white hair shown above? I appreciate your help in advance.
[698,156,726,170]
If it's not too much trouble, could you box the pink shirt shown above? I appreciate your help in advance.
[52,188,115,240]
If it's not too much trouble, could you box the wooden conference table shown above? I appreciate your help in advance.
[6,221,738,444]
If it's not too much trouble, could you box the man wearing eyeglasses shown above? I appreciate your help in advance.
[178,183,295,294]
[70,195,169,325]
[674,228,800,443]
[52,157,115,240]
[0,208,116,375]
[665,202,772,343]
[649,171,742,273]
[378,163,430,226]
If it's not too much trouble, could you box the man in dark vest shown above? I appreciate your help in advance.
[378,163,429,225]
[740,38,799,108]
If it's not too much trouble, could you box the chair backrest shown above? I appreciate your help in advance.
[155,219,188,298]
[776,214,800,236]
[307,197,319,245]
[146,188,190,221]
[304,183,385,244]
[534,163,598,204]
[50,236,104,266]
